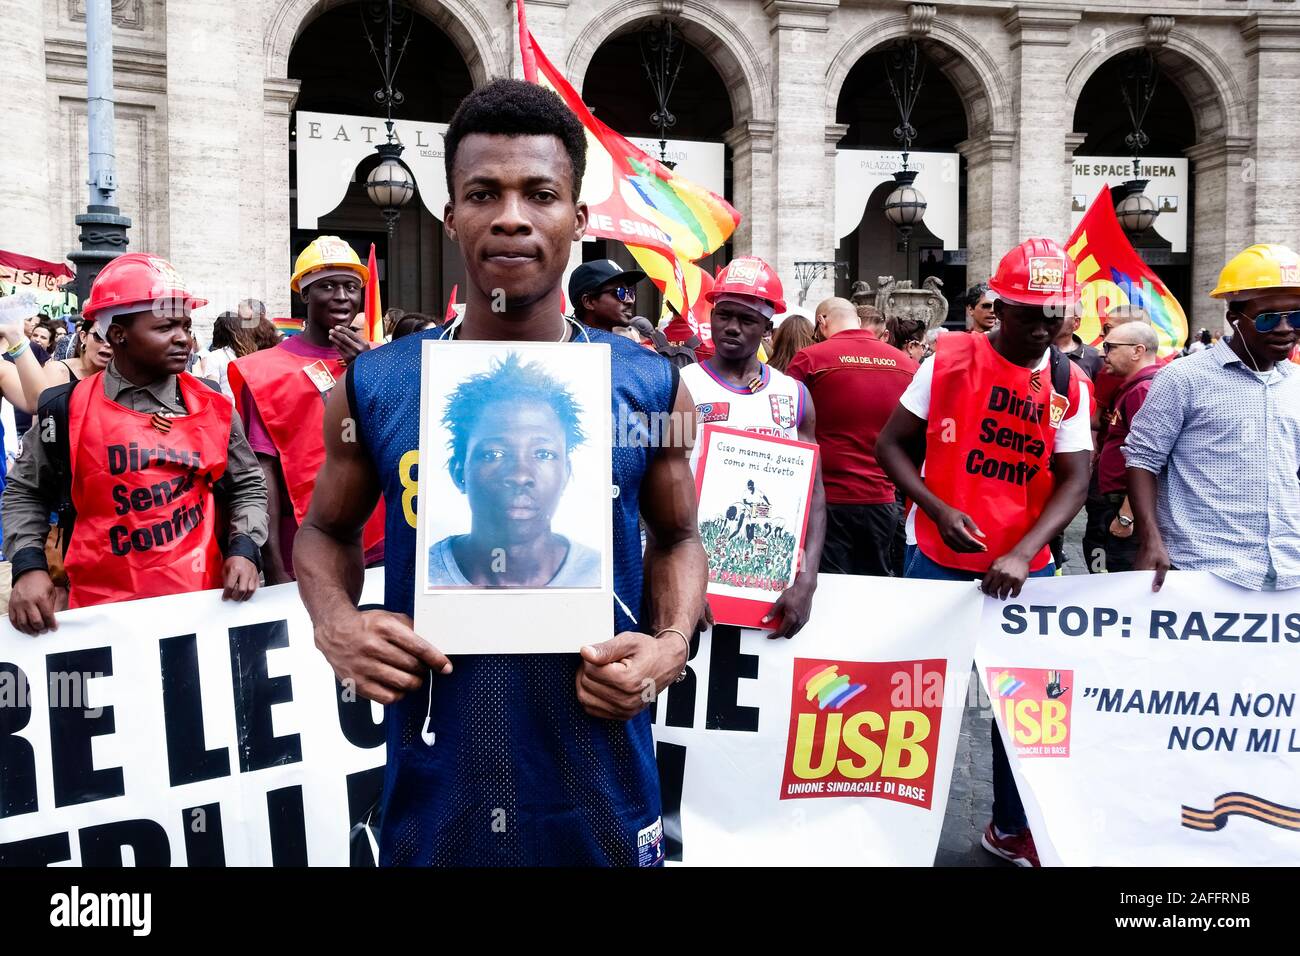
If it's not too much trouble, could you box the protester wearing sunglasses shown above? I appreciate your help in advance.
[1124,243,1300,595]
[42,316,113,388]
[568,258,646,333]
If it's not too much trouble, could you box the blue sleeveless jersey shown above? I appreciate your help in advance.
[349,324,677,866]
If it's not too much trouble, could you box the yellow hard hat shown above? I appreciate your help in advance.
[290,236,369,293]
[1209,243,1300,299]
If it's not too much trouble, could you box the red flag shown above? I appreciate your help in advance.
[444,283,459,324]
[363,244,383,343]
[1066,188,1188,357]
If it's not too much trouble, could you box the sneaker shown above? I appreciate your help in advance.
[981,822,1040,867]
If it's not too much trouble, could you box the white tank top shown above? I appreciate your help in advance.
[680,360,805,470]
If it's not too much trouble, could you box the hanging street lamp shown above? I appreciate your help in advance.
[638,20,686,169]
[1114,49,1160,235]
[882,40,929,277]
[361,0,416,234]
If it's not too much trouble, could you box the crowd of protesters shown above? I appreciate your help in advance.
[0,78,1296,869]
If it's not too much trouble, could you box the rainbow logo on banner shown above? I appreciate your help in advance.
[274,317,302,337]
[801,664,866,710]
[992,671,1025,697]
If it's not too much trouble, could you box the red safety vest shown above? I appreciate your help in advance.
[228,344,385,557]
[915,333,1083,573]
[64,371,230,608]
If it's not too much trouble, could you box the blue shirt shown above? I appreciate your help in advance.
[1123,337,1300,590]
[348,323,678,865]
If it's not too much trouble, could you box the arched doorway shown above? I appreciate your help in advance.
[834,42,969,325]
[286,1,473,320]
[1071,51,1197,330]
[579,21,735,321]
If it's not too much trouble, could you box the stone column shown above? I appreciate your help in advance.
[263,77,300,320]
[1242,15,1300,250]
[0,0,53,259]
[1185,136,1252,334]
[165,0,264,331]
[825,121,850,281]
[1003,6,1080,243]
[957,130,1016,280]
[724,120,775,263]
[764,0,837,305]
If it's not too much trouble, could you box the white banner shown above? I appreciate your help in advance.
[976,571,1300,866]
[1071,156,1188,253]
[0,577,386,866]
[656,574,977,865]
[834,149,960,249]
[295,111,450,229]
[4,569,1295,866]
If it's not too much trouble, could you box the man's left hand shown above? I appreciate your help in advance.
[981,552,1031,600]
[329,325,372,365]
[222,556,260,601]
[762,578,815,639]
[576,631,686,721]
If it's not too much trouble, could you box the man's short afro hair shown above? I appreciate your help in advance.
[444,78,587,197]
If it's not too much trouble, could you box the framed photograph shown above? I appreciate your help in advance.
[1158,195,1178,213]
[413,340,614,654]
[693,425,819,629]
[1071,194,1087,213]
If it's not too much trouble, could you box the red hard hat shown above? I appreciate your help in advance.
[987,237,1078,308]
[705,257,787,314]
[81,253,208,327]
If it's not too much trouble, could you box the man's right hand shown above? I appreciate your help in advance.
[9,570,58,635]
[933,504,988,554]
[1134,536,1172,592]
[314,608,452,705]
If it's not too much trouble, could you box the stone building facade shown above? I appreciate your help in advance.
[3,0,1299,334]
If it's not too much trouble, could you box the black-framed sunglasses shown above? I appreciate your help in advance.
[604,286,636,303]
[1102,341,1143,354]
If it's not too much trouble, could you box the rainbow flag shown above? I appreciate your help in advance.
[518,2,738,333]
[1067,187,1188,357]
[273,317,302,337]
[363,243,383,343]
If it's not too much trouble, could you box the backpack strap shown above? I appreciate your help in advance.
[1048,345,1072,400]
[39,381,78,557]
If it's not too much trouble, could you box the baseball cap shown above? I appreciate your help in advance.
[568,259,647,308]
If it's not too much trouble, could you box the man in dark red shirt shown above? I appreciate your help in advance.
[787,296,918,575]
[1096,320,1160,571]
[1082,305,1153,572]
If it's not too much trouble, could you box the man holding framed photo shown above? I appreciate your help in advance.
[679,257,826,638]
[295,79,707,867]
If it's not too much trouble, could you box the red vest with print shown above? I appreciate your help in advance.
[228,344,385,556]
[915,333,1082,573]
[64,371,230,608]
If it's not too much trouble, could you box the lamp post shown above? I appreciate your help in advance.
[882,40,928,282]
[68,0,131,306]
[793,261,849,307]
[361,0,416,234]
[1115,49,1160,236]
[638,20,686,169]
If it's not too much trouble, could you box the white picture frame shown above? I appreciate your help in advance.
[413,339,614,654]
